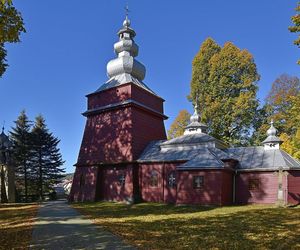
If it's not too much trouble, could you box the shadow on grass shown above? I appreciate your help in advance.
[72,201,216,218]
[73,202,300,249]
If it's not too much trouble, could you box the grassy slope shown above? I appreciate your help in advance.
[73,202,300,250]
[0,204,38,250]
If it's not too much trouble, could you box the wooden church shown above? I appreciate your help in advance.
[69,16,300,206]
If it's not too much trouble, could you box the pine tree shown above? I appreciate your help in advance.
[189,39,260,145]
[10,110,32,202]
[167,110,191,139]
[31,115,65,199]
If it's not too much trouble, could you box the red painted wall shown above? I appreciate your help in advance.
[236,172,278,204]
[132,109,167,160]
[77,82,166,166]
[71,81,167,202]
[288,170,300,205]
[77,107,133,165]
[139,163,164,202]
[69,166,98,202]
[100,164,134,203]
[221,170,233,205]
[176,170,224,205]
[139,163,179,203]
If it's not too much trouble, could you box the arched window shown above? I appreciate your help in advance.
[150,170,158,187]
[168,171,176,188]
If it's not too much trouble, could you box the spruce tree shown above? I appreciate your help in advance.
[31,115,64,199]
[10,110,32,202]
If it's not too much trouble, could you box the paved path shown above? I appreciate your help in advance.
[30,200,135,250]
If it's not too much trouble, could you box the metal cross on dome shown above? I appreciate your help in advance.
[125,4,130,18]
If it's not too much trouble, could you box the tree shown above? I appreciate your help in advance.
[10,110,32,202]
[167,110,191,139]
[253,75,300,159]
[0,0,26,77]
[31,115,65,199]
[189,39,260,145]
[189,38,221,103]
[289,2,300,64]
[266,74,300,135]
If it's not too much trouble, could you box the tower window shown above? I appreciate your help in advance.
[150,170,159,187]
[193,176,204,189]
[168,171,176,188]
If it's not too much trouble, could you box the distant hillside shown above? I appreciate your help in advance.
[62,173,74,181]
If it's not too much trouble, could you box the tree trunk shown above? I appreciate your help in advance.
[39,150,43,200]
[24,160,28,203]
[0,166,8,203]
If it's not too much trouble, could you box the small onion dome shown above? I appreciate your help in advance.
[262,120,283,145]
[184,103,208,135]
[117,17,136,39]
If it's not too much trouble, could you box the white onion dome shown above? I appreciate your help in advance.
[184,103,208,135]
[267,120,277,136]
[106,16,146,82]
[262,119,283,145]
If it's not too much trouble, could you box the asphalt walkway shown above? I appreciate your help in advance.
[30,200,135,250]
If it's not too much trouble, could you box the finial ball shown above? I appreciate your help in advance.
[123,17,131,27]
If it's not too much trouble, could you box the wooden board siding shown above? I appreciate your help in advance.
[236,172,278,204]
[101,165,134,203]
[176,170,223,205]
[132,108,167,160]
[69,166,98,202]
[288,171,300,205]
[221,170,233,205]
[139,163,164,202]
[139,163,179,203]
[77,107,134,165]
[77,82,166,166]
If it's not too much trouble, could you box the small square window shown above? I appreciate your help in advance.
[248,179,260,190]
[193,176,204,189]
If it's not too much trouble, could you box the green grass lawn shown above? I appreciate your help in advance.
[0,203,38,250]
[73,202,300,250]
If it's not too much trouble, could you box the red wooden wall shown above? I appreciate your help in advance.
[288,170,300,205]
[235,172,278,204]
[69,166,98,202]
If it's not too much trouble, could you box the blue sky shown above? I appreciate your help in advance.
[1,1,299,173]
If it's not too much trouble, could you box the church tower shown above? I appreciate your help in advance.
[70,15,167,202]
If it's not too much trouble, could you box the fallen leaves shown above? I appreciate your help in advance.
[73,202,300,249]
[0,203,38,250]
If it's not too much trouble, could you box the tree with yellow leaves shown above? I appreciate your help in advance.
[189,39,260,145]
[167,110,190,139]
[289,2,300,64]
